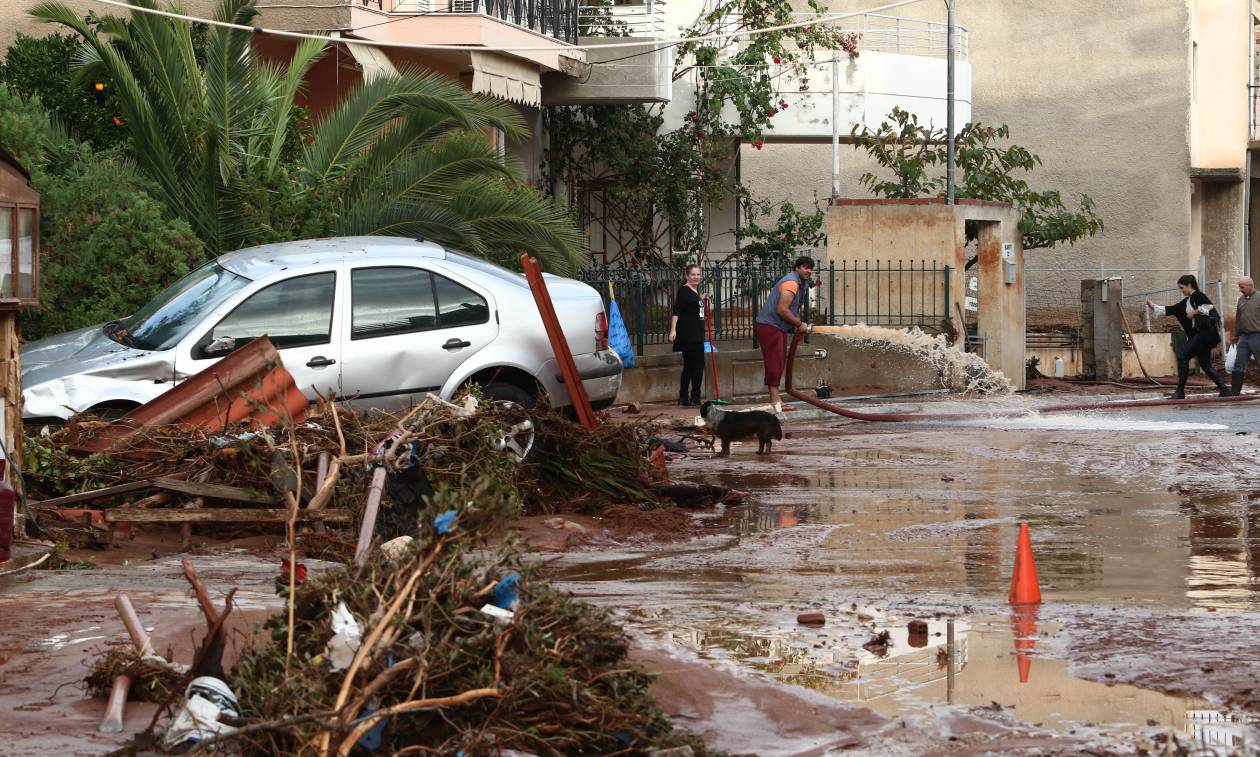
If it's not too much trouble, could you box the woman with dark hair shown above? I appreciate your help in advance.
[1146,274,1231,398]
[668,264,706,406]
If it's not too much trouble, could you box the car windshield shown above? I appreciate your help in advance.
[119,262,252,351]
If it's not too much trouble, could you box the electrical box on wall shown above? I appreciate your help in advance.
[1002,242,1017,285]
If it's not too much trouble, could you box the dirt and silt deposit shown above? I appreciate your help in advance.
[3,389,1260,755]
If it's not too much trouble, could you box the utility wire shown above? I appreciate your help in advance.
[81,0,925,53]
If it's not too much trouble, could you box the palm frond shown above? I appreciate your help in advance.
[301,68,525,182]
[444,178,586,275]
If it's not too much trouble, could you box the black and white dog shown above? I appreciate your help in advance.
[700,401,783,456]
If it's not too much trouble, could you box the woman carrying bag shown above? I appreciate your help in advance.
[1146,274,1231,398]
[668,264,707,406]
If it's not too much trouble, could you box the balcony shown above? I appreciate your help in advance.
[660,13,971,142]
[358,0,580,43]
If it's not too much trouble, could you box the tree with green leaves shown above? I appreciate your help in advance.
[546,0,856,265]
[0,32,130,152]
[31,0,585,273]
[851,107,1103,252]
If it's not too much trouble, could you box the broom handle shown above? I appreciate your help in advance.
[704,295,720,400]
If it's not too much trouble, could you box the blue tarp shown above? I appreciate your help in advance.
[608,299,635,368]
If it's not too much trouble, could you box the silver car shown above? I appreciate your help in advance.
[22,237,622,420]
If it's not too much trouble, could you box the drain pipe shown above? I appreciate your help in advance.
[783,332,1258,422]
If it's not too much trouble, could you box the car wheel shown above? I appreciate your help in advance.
[480,381,537,408]
[88,402,140,420]
[479,383,537,463]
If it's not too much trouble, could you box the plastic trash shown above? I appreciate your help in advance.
[491,572,521,610]
[379,535,414,561]
[1226,344,1238,373]
[326,602,363,672]
[162,676,240,749]
[608,298,635,369]
[480,603,515,622]
[434,509,458,535]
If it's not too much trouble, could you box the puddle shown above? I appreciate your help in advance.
[551,415,1260,751]
[647,609,1259,745]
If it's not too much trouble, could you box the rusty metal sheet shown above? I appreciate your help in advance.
[71,336,309,454]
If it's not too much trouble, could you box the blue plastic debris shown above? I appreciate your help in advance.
[434,509,458,534]
[703,340,718,353]
[490,572,521,610]
[355,705,387,751]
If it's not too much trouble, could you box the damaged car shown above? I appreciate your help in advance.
[22,237,622,421]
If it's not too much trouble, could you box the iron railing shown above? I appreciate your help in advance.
[578,0,666,36]
[371,0,579,44]
[578,259,951,355]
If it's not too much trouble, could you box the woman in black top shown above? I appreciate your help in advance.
[1146,274,1231,398]
[668,264,706,406]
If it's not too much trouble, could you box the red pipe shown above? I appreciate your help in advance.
[783,331,1257,422]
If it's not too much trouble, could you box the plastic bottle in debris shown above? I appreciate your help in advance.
[1054,356,1065,378]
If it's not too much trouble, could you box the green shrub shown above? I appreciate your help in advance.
[0,32,127,151]
[0,84,53,167]
[25,147,205,340]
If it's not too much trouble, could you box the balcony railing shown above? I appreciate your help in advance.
[573,4,968,60]
[365,0,579,44]
[578,0,666,36]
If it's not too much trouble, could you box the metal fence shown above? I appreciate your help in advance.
[577,259,951,355]
[378,0,579,43]
[1026,262,1228,339]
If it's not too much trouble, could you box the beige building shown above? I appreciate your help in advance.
[743,0,1257,314]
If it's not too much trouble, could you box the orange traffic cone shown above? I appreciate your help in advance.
[1008,523,1042,605]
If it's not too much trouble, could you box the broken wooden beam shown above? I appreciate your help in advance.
[34,478,279,512]
[103,508,351,524]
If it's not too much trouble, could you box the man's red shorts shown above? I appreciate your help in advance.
[756,323,787,387]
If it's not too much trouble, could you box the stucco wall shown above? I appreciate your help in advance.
[1191,0,1250,169]
[741,0,1199,301]
[1,0,219,52]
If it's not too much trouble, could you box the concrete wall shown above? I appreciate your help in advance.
[1191,0,1250,170]
[614,344,821,404]
[824,200,1026,388]
[742,0,1218,296]
[612,332,953,404]
[1,0,219,51]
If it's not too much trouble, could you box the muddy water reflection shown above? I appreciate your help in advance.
[554,422,1260,745]
[718,433,1260,609]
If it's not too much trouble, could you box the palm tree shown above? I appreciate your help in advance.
[30,0,585,273]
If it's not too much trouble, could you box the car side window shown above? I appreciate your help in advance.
[198,272,335,358]
[351,267,437,340]
[433,273,489,327]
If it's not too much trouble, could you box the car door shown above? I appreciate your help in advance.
[184,270,341,400]
[340,265,497,410]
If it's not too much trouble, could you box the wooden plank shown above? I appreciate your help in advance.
[104,507,351,524]
[151,478,277,506]
[32,481,156,509]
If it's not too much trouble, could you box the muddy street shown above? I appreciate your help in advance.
[550,396,1260,755]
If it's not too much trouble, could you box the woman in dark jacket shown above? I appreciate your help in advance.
[1146,274,1231,398]
[668,264,706,406]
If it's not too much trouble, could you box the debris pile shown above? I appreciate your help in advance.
[219,481,711,755]
[31,393,738,753]
[25,395,669,541]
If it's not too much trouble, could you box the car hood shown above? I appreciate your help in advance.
[21,324,175,418]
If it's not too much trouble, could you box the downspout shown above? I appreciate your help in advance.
[1246,0,1255,277]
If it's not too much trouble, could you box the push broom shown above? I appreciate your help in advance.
[703,294,726,404]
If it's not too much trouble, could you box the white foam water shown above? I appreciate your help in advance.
[946,413,1228,432]
[814,325,1013,395]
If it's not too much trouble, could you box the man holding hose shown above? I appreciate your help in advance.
[755,256,814,415]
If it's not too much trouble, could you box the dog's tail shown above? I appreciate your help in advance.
[771,415,783,440]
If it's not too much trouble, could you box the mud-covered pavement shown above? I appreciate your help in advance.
[551,395,1260,755]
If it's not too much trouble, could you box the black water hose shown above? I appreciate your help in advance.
[784,331,1259,422]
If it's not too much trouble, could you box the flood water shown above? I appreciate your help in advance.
[551,397,1260,754]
